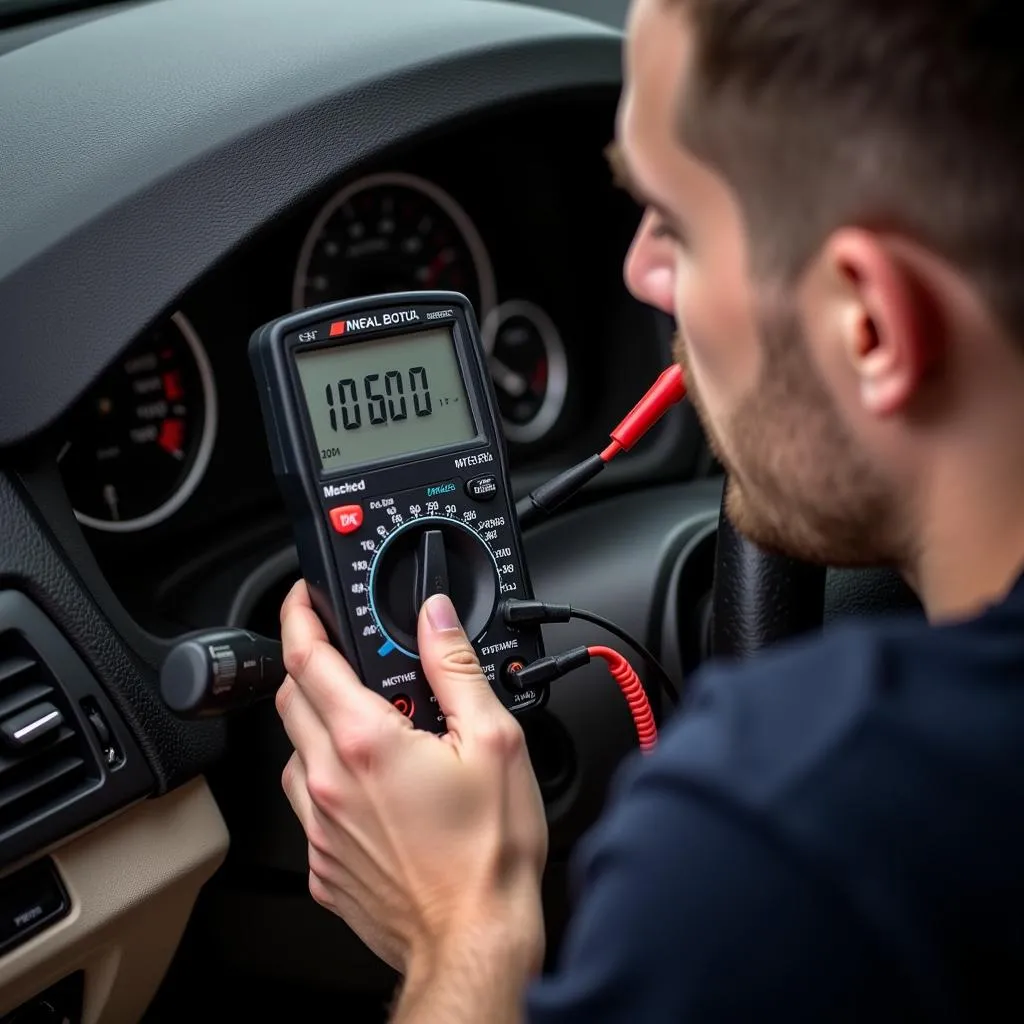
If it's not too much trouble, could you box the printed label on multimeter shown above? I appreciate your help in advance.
[249,291,546,734]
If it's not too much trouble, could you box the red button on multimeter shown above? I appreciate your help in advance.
[390,694,415,718]
[329,504,363,534]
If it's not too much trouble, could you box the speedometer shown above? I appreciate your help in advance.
[57,312,217,532]
[292,172,496,319]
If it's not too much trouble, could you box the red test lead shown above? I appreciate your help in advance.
[506,644,657,753]
[516,363,687,528]
[601,363,687,461]
[588,646,657,752]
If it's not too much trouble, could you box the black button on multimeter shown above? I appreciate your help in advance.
[248,291,546,733]
[465,475,498,501]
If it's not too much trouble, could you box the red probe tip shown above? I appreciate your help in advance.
[604,364,687,460]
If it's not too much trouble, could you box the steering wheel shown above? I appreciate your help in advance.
[709,480,827,660]
[707,474,920,661]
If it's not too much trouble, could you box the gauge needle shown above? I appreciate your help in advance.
[102,483,120,522]
[489,355,529,397]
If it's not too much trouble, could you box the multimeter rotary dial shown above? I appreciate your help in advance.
[369,516,499,657]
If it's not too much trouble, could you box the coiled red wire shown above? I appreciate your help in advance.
[587,645,657,753]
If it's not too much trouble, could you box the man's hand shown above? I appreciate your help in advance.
[275,580,547,991]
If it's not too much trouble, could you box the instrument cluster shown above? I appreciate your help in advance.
[55,96,652,544]
[58,171,575,535]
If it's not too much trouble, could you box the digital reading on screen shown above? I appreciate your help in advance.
[294,326,477,472]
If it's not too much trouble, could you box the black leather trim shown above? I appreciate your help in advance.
[710,490,827,660]
[708,481,923,660]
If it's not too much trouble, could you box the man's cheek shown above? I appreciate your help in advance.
[677,274,722,367]
[677,310,723,405]
[675,340,731,467]
[689,258,759,371]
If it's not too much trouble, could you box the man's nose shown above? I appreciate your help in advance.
[624,211,675,314]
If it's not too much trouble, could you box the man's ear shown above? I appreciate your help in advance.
[823,228,943,416]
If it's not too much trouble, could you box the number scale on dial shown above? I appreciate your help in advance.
[325,476,541,731]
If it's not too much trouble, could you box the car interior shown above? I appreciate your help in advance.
[0,0,923,1020]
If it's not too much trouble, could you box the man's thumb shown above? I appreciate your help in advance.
[417,594,500,727]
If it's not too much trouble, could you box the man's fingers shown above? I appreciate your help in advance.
[281,754,346,897]
[280,579,385,724]
[417,594,507,741]
[276,676,337,778]
[281,751,315,828]
[280,579,326,637]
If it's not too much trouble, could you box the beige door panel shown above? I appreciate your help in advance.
[0,777,228,1022]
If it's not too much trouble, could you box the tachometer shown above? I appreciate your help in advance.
[292,172,496,318]
[58,312,217,532]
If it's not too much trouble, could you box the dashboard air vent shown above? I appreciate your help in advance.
[0,633,98,833]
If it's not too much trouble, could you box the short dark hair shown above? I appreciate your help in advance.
[674,0,1024,337]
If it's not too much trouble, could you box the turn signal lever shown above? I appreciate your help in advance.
[160,629,285,719]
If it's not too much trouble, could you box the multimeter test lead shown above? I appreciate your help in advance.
[515,364,687,529]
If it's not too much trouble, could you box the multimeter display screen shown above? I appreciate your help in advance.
[295,326,477,472]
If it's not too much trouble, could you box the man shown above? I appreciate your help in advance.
[274,0,1024,1018]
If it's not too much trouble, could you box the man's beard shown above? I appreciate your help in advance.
[672,308,906,568]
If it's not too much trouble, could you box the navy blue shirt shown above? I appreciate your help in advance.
[526,576,1024,1022]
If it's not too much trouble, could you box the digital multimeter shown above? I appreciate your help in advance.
[249,291,546,732]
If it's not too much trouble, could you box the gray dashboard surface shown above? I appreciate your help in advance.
[516,0,629,26]
[0,0,621,447]
[0,1,141,56]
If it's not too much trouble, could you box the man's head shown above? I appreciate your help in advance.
[617,0,1024,570]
